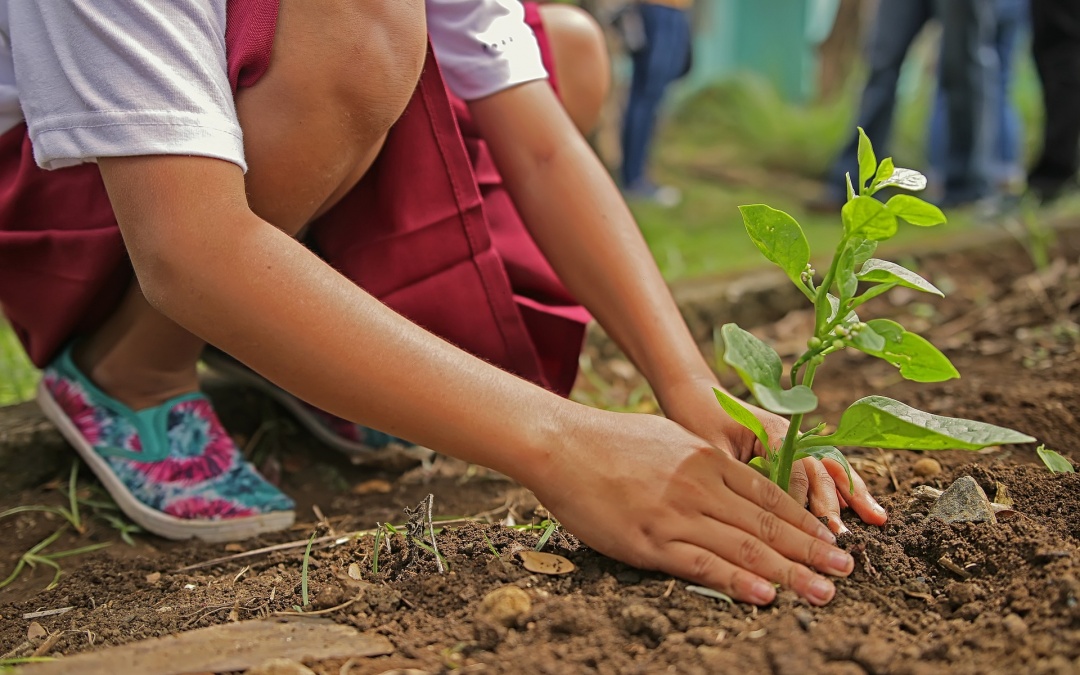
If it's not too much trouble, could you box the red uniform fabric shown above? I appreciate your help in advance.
[0,0,588,396]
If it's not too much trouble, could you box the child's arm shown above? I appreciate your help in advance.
[467,81,887,531]
[98,153,852,606]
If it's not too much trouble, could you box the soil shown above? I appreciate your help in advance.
[3,226,1080,674]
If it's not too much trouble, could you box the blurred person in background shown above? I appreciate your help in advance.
[1027,0,1080,203]
[618,0,693,207]
[928,0,1029,205]
[810,0,998,211]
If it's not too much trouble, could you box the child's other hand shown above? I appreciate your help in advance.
[657,378,888,535]
[527,410,853,606]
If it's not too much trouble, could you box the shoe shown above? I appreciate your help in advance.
[201,349,406,460]
[37,346,295,543]
[623,181,682,208]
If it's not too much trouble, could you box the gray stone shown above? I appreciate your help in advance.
[928,476,998,524]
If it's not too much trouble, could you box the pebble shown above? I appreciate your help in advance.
[477,586,531,627]
[246,659,316,675]
[618,603,672,641]
[928,476,997,524]
[913,458,942,477]
[794,608,815,631]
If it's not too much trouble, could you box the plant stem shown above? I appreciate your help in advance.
[775,360,820,493]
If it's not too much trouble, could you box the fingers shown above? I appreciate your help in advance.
[823,459,888,526]
[804,458,847,534]
[664,517,847,606]
[705,489,854,579]
[720,457,836,544]
[662,541,778,605]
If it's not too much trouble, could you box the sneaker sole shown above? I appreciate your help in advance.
[37,381,295,543]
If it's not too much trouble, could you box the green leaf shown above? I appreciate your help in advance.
[794,446,854,494]
[857,259,943,297]
[803,396,1036,450]
[720,324,818,416]
[850,282,897,308]
[845,173,855,202]
[863,319,959,382]
[738,205,811,285]
[714,387,770,450]
[871,157,895,191]
[842,196,899,241]
[884,195,947,227]
[1036,445,1075,473]
[874,167,927,192]
[748,456,772,478]
[836,245,858,303]
[857,127,877,192]
[720,323,782,390]
[825,294,858,324]
[751,383,818,415]
[850,238,878,267]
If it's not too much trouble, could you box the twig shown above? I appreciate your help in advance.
[22,607,74,620]
[877,449,899,492]
[31,630,66,658]
[273,588,366,617]
[426,494,444,574]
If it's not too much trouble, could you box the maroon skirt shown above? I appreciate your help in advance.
[0,0,588,397]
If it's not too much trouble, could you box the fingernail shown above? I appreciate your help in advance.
[828,550,854,574]
[871,501,887,516]
[750,580,776,605]
[809,578,835,604]
[835,520,851,535]
[817,523,837,544]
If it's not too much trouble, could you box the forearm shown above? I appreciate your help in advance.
[468,83,715,396]
[103,159,573,484]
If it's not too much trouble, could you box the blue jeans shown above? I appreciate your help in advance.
[620,3,692,189]
[826,0,998,204]
[930,0,1029,185]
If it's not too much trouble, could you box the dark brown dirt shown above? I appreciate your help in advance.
[3,227,1080,674]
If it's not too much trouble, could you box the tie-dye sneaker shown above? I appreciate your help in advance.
[37,346,295,543]
[201,349,408,460]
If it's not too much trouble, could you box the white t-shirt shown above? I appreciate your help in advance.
[0,0,546,172]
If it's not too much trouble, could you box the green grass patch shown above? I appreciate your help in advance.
[0,321,37,406]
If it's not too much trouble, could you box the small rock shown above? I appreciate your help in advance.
[145,572,162,584]
[928,476,997,524]
[246,658,316,675]
[476,586,531,627]
[913,458,942,477]
[1003,613,1028,637]
[794,608,814,631]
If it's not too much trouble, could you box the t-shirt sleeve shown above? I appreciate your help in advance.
[8,0,245,171]
[426,0,548,101]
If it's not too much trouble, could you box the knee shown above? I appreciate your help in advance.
[539,4,611,134]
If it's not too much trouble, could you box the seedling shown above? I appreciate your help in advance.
[715,129,1036,494]
[1036,445,1075,474]
[300,528,317,608]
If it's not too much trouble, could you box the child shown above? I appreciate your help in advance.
[0,0,885,606]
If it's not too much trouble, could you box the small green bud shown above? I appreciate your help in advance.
[807,337,823,350]
[831,339,844,351]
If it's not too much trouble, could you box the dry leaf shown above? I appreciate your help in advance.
[347,563,363,581]
[146,572,162,584]
[27,621,47,640]
[518,550,575,575]
[352,479,393,495]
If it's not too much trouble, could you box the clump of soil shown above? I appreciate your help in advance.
[3,228,1080,673]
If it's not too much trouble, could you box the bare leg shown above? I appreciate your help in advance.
[74,0,425,411]
[537,3,611,135]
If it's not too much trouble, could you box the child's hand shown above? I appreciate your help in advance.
[527,410,854,606]
[656,378,888,535]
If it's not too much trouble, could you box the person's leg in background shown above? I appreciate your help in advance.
[814,0,932,208]
[619,2,691,205]
[928,0,1026,199]
[934,0,998,206]
[1028,0,1080,201]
